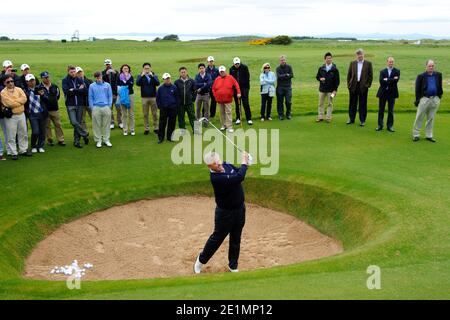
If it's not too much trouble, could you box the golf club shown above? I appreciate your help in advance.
[197,117,253,165]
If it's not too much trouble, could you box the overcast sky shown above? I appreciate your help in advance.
[3,0,450,37]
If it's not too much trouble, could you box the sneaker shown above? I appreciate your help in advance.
[220,127,226,131]
[287,115,292,120]
[58,141,66,146]
[96,141,102,148]
[119,123,123,129]
[194,255,203,274]
[110,124,115,129]
[19,151,33,157]
[131,131,136,136]
[47,139,55,146]
[11,154,18,160]
[247,120,253,125]
[261,118,265,122]
[375,127,383,131]
[228,128,234,133]
[235,119,241,125]
[316,118,323,122]
[0,155,5,161]
[31,148,38,154]
[123,131,128,136]
[426,137,436,143]
[144,130,150,135]
[412,136,420,142]
[387,128,395,133]
[104,141,113,147]
[360,122,365,127]
[325,118,332,123]
[228,266,239,273]
[346,120,354,125]
[267,117,272,121]
[279,115,284,120]
[74,143,83,149]
[38,148,45,153]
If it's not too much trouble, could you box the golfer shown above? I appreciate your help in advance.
[194,151,250,274]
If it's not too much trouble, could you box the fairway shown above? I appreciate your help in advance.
[0,39,449,299]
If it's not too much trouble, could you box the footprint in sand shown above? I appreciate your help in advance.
[168,218,185,231]
[86,223,99,235]
[95,241,105,253]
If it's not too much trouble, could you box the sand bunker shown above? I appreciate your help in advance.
[24,196,343,280]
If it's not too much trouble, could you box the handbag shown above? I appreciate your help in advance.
[2,106,13,119]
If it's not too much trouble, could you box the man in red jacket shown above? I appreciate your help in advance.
[212,66,241,133]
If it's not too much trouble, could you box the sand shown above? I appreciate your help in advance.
[24,196,343,280]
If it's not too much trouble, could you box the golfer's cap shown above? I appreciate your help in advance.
[75,67,83,73]
[218,65,226,72]
[162,72,171,80]
[40,71,50,78]
[104,59,112,65]
[207,56,215,62]
[25,74,35,82]
[20,64,30,71]
[233,57,241,64]
[3,60,13,68]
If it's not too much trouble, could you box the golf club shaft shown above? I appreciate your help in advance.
[201,119,244,153]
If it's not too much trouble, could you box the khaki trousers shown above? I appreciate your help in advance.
[92,107,112,143]
[196,93,210,120]
[142,97,158,131]
[120,94,135,132]
[219,103,233,129]
[413,96,440,138]
[46,110,65,142]
[318,92,334,120]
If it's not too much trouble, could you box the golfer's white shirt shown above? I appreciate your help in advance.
[357,60,364,82]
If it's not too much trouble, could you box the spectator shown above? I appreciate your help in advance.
[116,64,135,136]
[25,74,48,153]
[102,59,122,130]
[376,57,400,132]
[136,62,160,135]
[276,55,294,120]
[89,71,113,148]
[316,52,340,123]
[19,64,39,90]
[76,67,93,131]
[230,57,252,125]
[195,63,212,126]
[156,73,180,144]
[174,67,196,133]
[0,80,11,157]
[206,56,219,118]
[259,63,276,121]
[1,60,21,87]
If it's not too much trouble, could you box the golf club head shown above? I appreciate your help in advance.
[198,117,208,123]
[248,153,253,166]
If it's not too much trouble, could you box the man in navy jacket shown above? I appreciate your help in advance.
[376,57,400,132]
[156,73,180,143]
[62,65,89,148]
[194,151,250,274]
[206,56,219,118]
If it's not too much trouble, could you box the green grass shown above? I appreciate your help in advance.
[0,40,449,299]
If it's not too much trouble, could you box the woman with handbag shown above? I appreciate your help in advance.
[260,63,276,121]
[117,64,135,136]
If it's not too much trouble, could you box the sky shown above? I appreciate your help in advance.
[2,0,450,38]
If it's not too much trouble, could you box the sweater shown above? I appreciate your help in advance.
[276,64,294,87]
[156,83,180,109]
[1,87,27,115]
[210,162,248,210]
[88,81,112,108]
[212,75,241,104]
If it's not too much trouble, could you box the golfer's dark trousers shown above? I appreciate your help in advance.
[158,107,177,141]
[276,86,292,117]
[378,96,395,129]
[234,88,252,121]
[348,82,368,123]
[66,105,88,145]
[199,204,246,270]
[29,112,47,149]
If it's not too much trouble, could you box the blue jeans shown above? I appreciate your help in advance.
[29,112,48,149]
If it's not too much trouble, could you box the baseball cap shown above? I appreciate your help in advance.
[218,66,226,72]
[162,73,171,80]
[25,74,35,82]
[40,71,50,78]
[207,56,215,62]
[20,64,30,71]
[3,60,13,68]
[104,59,112,65]
[75,67,83,73]
[233,57,241,65]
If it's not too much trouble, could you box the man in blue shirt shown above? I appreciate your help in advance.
[413,60,443,142]
[89,71,113,148]
[194,151,250,274]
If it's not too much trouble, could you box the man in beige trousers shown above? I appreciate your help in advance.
[136,63,160,135]
[89,72,113,148]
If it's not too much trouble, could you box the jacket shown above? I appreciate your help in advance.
[276,64,294,87]
[376,68,400,99]
[174,77,196,105]
[62,75,88,107]
[102,69,119,95]
[206,66,220,81]
[19,75,40,91]
[116,74,134,95]
[210,162,247,210]
[260,71,276,95]
[0,87,27,115]
[80,76,93,106]
[347,60,373,92]
[229,64,250,89]
[316,64,340,93]
[195,73,212,95]
[136,74,160,98]
[37,83,60,111]
[156,83,180,109]
[212,75,241,104]
[414,71,443,106]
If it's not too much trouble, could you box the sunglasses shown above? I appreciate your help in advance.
[264,66,270,69]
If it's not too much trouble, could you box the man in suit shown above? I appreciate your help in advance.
[376,57,400,132]
[346,49,373,126]
[412,60,443,143]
